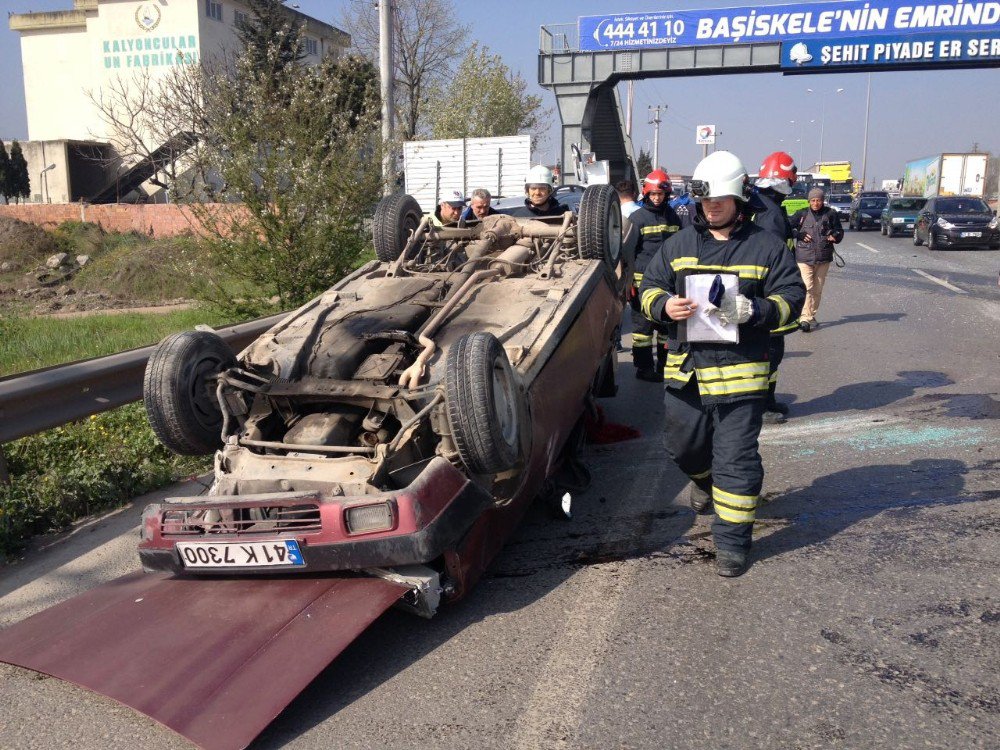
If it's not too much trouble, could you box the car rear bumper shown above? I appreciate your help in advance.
[138,457,494,575]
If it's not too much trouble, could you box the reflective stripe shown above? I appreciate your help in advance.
[689,468,712,480]
[770,319,800,335]
[641,287,667,319]
[713,486,758,524]
[669,259,769,280]
[664,351,693,385]
[768,371,778,385]
[698,376,769,397]
[695,361,770,396]
[633,272,644,284]
[768,294,791,326]
[632,333,654,347]
[695,362,770,381]
[640,224,679,235]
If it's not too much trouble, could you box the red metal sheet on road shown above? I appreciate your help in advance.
[0,572,407,750]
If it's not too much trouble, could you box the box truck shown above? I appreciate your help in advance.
[403,135,531,213]
[901,153,989,198]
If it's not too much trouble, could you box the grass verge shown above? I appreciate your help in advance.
[0,308,230,377]
[0,403,209,561]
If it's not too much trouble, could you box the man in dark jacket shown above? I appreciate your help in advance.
[639,151,805,577]
[789,187,843,331]
[504,165,569,218]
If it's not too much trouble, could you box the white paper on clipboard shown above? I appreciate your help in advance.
[684,273,739,343]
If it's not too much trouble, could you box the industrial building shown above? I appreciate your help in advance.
[8,0,349,204]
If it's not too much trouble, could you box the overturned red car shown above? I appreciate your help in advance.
[138,185,627,613]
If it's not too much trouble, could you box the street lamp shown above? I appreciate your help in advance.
[40,163,56,204]
[789,119,815,169]
[861,73,873,191]
[806,86,845,163]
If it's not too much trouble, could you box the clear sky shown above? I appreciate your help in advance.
[2,0,999,188]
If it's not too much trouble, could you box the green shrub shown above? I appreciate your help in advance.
[0,403,209,560]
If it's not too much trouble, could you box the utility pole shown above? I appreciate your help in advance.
[860,73,872,191]
[648,105,665,169]
[379,0,395,195]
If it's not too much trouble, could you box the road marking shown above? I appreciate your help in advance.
[911,268,968,294]
[855,242,879,253]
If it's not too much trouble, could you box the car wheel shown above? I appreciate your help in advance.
[913,228,923,246]
[578,184,622,270]
[927,229,937,251]
[143,331,236,455]
[445,332,525,475]
[372,193,422,263]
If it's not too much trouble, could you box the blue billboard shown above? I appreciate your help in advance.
[781,30,1000,67]
[578,1,1000,51]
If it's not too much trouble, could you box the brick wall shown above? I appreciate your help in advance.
[0,203,248,237]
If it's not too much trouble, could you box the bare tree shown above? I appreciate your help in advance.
[87,65,212,201]
[340,0,469,140]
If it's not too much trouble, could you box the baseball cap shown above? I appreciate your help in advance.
[443,190,467,208]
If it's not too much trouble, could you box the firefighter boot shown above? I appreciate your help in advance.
[633,343,660,382]
[763,383,788,424]
[689,478,713,514]
[716,549,749,577]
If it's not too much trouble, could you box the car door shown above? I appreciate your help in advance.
[917,198,934,240]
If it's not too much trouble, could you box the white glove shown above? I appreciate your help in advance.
[711,294,754,325]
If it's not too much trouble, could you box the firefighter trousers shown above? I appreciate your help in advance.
[662,379,765,553]
[630,308,668,372]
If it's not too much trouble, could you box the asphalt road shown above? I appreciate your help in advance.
[1,230,998,749]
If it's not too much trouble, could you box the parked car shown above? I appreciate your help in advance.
[913,195,1000,250]
[828,193,853,221]
[138,186,625,613]
[849,195,889,230]
[880,197,927,237]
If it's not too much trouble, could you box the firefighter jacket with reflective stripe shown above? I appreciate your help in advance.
[631,201,683,289]
[749,189,800,336]
[638,220,805,404]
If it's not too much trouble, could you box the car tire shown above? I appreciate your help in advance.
[913,228,923,246]
[927,230,937,251]
[143,330,236,455]
[445,332,524,475]
[372,192,422,263]
[578,184,622,270]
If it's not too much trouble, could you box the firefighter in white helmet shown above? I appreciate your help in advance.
[638,151,805,577]
[505,165,569,218]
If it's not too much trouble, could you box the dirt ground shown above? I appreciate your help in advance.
[0,217,193,316]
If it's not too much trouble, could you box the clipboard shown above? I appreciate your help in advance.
[677,271,740,344]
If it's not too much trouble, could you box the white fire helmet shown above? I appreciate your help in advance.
[525,164,555,193]
[689,151,750,202]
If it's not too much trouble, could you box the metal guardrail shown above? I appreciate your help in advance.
[0,313,286,445]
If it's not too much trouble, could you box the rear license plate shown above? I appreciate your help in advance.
[960,231,982,237]
[177,540,305,569]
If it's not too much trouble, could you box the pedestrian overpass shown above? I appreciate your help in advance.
[538,5,1000,187]
[538,23,783,185]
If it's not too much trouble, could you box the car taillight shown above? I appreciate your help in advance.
[140,503,161,541]
[344,501,395,534]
